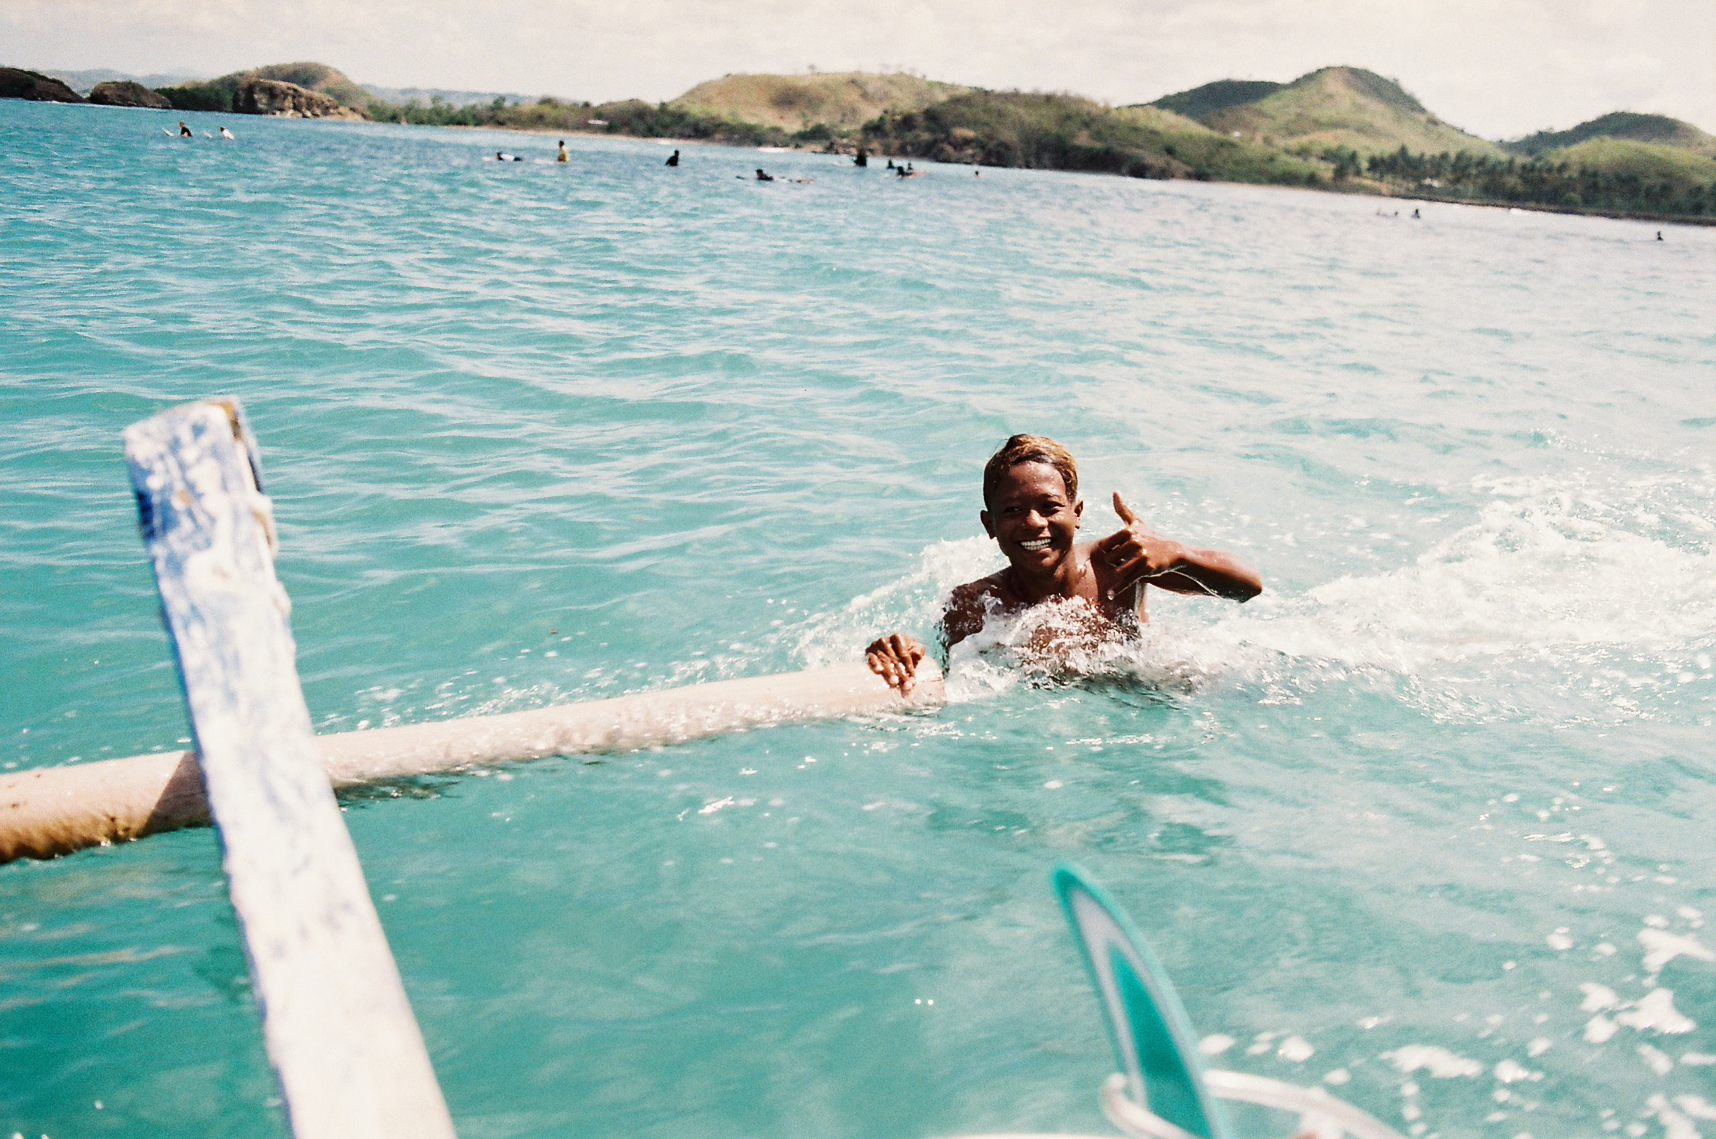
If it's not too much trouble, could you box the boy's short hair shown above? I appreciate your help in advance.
[983,434,1079,508]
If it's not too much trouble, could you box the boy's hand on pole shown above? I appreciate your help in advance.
[865,633,926,694]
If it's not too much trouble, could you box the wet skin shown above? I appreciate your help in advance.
[865,461,1263,693]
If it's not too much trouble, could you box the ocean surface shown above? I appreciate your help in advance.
[3,99,1715,1139]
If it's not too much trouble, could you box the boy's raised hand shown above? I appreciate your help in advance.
[1096,491,1188,592]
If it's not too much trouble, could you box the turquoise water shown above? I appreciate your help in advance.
[3,98,1715,1138]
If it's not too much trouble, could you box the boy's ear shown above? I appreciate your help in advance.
[1074,499,1084,526]
[980,510,995,539]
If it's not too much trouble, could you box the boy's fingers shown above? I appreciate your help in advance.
[1112,491,1140,526]
[1110,552,1163,584]
[1098,527,1140,565]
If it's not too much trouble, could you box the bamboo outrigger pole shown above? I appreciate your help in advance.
[0,657,943,863]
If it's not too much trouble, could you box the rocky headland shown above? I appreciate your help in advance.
[0,68,84,104]
[88,80,172,109]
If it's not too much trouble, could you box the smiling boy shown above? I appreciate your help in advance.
[865,434,1263,692]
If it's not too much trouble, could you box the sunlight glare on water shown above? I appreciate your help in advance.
[2,99,1715,1139]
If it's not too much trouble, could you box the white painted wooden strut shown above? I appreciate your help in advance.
[125,399,457,1139]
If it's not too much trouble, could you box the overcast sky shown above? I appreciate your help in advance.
[6,0,1713,139]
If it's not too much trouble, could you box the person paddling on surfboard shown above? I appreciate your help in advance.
[866,434,1262,693]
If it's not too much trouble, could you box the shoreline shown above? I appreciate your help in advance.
[13,95,1714,227]
[447,117,1716,227]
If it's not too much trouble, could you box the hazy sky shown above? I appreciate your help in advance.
[6,0,1713,139]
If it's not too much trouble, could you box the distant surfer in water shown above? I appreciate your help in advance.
[219,125,235,140]
[865,434,1263,692]
[178,121,192,137]
[556,140,569,163]
[755,168,774,181]
[666,149,680,167]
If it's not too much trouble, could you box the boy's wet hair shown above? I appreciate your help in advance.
[983,434,1078,508]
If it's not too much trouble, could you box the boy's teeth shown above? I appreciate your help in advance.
[1020,539,1050,549]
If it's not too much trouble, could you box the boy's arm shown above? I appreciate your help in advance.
[1095,492,1262,602]
[1143,545,1263,599]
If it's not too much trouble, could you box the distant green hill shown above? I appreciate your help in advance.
[1148,79,1282,122]
[1542,137,1716,182]
[1508,112,1716,157]
[668,72,970,133]
[858,91,1323,185]
[1155,66,1500,158]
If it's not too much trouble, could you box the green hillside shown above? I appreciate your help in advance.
[668,72,970,133]
[1509,112,1716,157]
[1159,66,1500,158]
[1544,137,1716,182]
[1149,79,1282,121]
[858,91,1323,185]
[1362,137,1716,219]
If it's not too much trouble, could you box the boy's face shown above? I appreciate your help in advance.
[981,461,1082,573]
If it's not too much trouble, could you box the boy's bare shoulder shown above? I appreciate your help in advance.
[942,572,1008,645]
[950,574,998,602]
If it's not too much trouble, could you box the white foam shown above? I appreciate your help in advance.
[1616,988,1696,1035]
[1639,928,1716,979]
[1493,1059,1540,1083]
[795,537,998,673]
[1382,1044,1483,1078]
[1198,472,1716,719]
[1580,983,1620,1012]
[1199,1033,1235,1056]
[1648,1093,1703,1139]
[1585,1015,1619,1043]
[1639,1045,1676,1076]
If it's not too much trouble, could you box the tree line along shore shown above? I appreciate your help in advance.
[6,60,1714,225]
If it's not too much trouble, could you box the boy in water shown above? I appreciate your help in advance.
[865,434,1262,692]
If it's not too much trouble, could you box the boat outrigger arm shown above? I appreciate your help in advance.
[124,399,458,1139]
